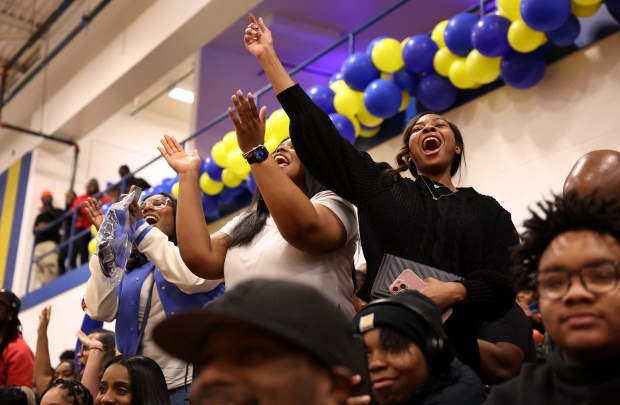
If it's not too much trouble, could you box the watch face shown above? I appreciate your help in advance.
[254,147,269,162]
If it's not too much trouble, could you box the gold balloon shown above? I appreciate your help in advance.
[431,20,448,48]
[465,50,501,85]
[199,173,224,195]
[433,47,459,77]
[508,20,546,53]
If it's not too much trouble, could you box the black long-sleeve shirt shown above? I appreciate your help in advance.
[278,84,519,372]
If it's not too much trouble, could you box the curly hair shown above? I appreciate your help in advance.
[384,111,465,181]
[41,379,93,405]
[513,192,620,291]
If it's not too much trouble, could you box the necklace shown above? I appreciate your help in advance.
[420,176,458,201]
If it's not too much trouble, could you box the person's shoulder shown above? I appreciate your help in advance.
[486,362,551,404]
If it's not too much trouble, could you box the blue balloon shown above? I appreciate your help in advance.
[471,14,512,57]
[205,156,223,182]
[394,68,420,95]
[402,35,438,74]
[328,113,356,143]
[341,53,381,92]
[417,73,458,111]
[159,177,176,193]
[329,71,344,84]
[444,13,478,57]
[201,193,219,217]
[307,85,336,114]
[521,0,571,33]
[245,173,257,193]
[500,50,547,89]
[363,79,402,119]
[547,15,580,47]
[366,36,388,55]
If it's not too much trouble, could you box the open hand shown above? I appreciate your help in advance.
[158,134,202,175]
[76,330,104,351]
[244,13,273,58]
[228,90,267,153]
[84,198,104,230]
[38,305,51,334]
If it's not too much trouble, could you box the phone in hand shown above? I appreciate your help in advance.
[350,334,374,398]
[389,269,454,323]
[128,185,142,204]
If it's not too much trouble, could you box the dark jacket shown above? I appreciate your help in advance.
[409,359,486,405]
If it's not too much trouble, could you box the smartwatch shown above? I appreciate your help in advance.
[243,145,269,164]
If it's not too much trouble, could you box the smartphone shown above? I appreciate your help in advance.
[389,269,427,295]
[350,334,373,398]
[389,269,454,323]
[128,185,142,204]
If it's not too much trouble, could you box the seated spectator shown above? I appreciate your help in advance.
[117,165,151,196]
[39,379,93,405]
[485,193,620,404]
[0,290,34,389]
[69,179,112,269]
[84,194,224,403]
[563,149,620,199]
[96,355,169,405]
[75,329,115,380]
[153,279,355,405]
[33,190,65,285]
[477,303,537,385]
[349,290,485,405]
[0,386,29,405]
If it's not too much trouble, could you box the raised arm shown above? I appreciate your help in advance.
[158,136,229,279]
[33,306,54,395]
[228,91,351,253]
[76,330,104,400]
[245,13,384,205]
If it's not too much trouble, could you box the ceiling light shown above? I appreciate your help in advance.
[168,87,194,104]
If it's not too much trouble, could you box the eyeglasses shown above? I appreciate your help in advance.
[139,198,171,211]
[536,261,620,300]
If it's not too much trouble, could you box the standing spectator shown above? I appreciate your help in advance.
[69,180,112,269]
[485,193,620,404]
[32,191,65,285]
[118,165,151,195]
[0,290,34,389]
[58,190,76,275]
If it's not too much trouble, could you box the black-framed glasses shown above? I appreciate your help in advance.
[536,261,620,300]
[139,198,171,211]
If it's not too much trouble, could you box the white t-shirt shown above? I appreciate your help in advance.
[219,190,358,319]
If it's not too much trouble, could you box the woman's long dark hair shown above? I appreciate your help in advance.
[385,111,466,181]
[126,192,177,271]
[0,317,20,366]
[41,378,93,405]
[228,160,326,248]
[102,355,170,405]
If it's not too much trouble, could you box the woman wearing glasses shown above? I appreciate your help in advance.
[82,193,225,405]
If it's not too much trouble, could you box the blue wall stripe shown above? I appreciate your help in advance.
[4,152,32,289]
[21,264,90,311]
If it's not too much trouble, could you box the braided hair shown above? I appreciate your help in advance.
[41,379,93,405]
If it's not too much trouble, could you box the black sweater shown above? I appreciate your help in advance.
[278,84,519,371]
[484,349,620,405]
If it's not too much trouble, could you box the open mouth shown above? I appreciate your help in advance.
[144,214,159,225]
[422,135,442,154]
[273,154,290,167]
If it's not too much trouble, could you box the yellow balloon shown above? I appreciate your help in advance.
[465,50,501,85]
[571,1,601,17]
[400,36,411,48]
[398,91,410,112]
[358,125,381,138]
[226,149,251,178]
[334,87,363,118]
[199,173,224,195]
[91,225,98,237]
[380,72,392,80]
[371,38,404,73]
[329,80,348,93]
[497,0,521,21]
[211,141,229,168]
[431,20,448,48]
[349,116,361,137]
[356,104,384,127]
[265,109,290,144]
[433,47,459,77]
[508,20,546,53]
[221,169,243,188]
[88,238,97,255]
[171,182,180,198]
[265,138,280,154]
[572,0,601,6]
[449,59,476,89]
[222,131,238,152]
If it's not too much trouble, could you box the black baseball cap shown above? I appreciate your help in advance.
[0,289,21,324]
[153,279,356,371]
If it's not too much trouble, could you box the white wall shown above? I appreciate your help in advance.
[368,32,620,231]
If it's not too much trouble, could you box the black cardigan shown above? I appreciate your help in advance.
[278,84,519,371]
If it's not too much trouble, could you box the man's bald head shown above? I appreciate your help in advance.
[564,150,620,199]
